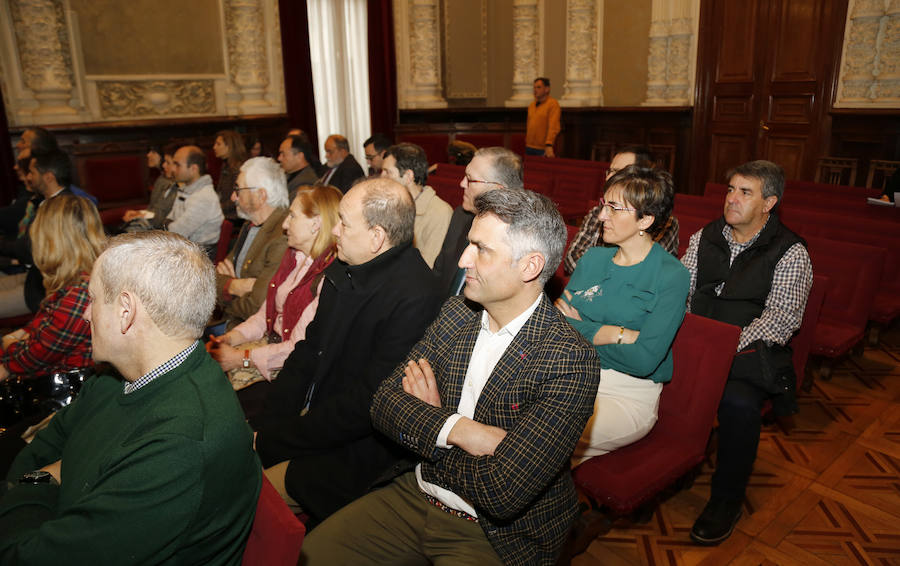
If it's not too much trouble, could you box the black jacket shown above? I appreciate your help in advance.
[252,243,443,524]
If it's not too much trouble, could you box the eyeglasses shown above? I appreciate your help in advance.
[232,186,259,194]
[464,176,505,187]
[364,153,380,161]
[599,197,635,213]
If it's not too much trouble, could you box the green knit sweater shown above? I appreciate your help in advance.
[564,244,690,383]
[0,344,261,565]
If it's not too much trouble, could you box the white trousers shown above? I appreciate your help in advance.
[571,367,663,468]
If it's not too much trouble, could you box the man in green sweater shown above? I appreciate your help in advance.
[0,231,261,565]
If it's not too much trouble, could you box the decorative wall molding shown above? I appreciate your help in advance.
[7,0,80,120]
[560,0,603,107]
[835,0,900,108]
[504,0,543,107]
[443,0,487,99]
[0,0,285,126]
[643,0,699,106]
[96,80,216,118]
[394,0,447,108]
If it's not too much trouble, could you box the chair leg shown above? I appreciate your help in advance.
[819,359,833,381]
[852,340,865,357]
[868,324,881,347]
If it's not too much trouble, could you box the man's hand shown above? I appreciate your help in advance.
[0,365,9,383]
[228,278,257,298]
[216,259,236,278]
[402,358,441,408]
[544,146,555,158]
[447,418,507,456]
[554,290,581,321]
[122,210,141,222]
[40,460,61,484]
[208,340,244,371]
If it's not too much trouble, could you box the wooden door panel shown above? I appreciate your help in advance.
[709,133,753,182]
[768,0,824,82]
[767,94,815,125]
[713,95,756,122]
[763,135,807,180]
[715,0,761,83]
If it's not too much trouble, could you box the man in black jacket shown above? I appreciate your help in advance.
[318,134,365,192]
[251,177,443,525]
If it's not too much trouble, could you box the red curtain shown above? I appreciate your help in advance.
[278,0,320,149]
[367,0,397,141]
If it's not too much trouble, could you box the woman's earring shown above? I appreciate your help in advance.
[639,230,645,237]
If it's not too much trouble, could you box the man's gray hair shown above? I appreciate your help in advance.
[241,157,290,208]
[474,188,565,285]
[359,178,415,248]
[727,160,785,204]
[474,147,524,190]
[97,232,216,339]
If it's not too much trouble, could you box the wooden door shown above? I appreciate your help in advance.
[690,0,848,192]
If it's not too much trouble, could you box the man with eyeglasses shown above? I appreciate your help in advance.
[431,147,524,296]
[363,133,391,178]
[563,145,681,274]
[213,157,290,329]
[165,145,224,259]
[682,160,812,546]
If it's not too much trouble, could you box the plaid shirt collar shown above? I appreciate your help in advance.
[123,341,199,395]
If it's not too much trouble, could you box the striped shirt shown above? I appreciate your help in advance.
[124,341,199,394]
[681,219,813,351]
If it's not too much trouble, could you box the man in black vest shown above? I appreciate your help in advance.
[681,160,812,546]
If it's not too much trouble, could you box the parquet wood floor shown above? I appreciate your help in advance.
[573,324,900,566]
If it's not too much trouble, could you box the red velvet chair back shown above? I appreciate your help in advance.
[242,475,306,566]
[791,274,827,382]
[573,314,741,514]
[215,220,234,264]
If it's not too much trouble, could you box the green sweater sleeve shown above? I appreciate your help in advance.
[594,264,689,377]
[0,432,206,565]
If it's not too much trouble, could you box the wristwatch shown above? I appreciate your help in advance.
[242,349,251,369]
[19,470,57,485]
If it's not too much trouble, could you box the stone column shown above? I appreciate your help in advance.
[223,0,271,113]
[505,0,543,107]
[837,0,900,106]
[560,0,603,107]
[643,0,697,106]
[9,0,78,118]
[395,0,447,108]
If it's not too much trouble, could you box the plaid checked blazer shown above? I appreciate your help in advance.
[371,294,600,565]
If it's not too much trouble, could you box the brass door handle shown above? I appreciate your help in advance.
[760,121,770,131]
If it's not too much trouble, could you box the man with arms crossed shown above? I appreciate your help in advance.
[0,231,260,564]
[302,189,600,565]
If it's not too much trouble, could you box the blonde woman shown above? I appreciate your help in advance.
[209,185,341,389]
[0,195,106,382]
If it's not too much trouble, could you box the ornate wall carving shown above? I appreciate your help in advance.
[223,0,271,113]
[0,0,285,126]
[643,0,698,106]
[505,0,543,107]
[836,0,900,107]
[97,80,216,118]
[394,0,447,108]
[8,0,78,119]
[560,0,603,107]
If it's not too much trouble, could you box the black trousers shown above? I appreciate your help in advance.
[710,378,768,502]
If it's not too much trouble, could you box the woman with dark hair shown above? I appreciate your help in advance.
[0,195,105,388]
[209,185,341,389]
[556,165,690,466]
[213,130,249,219]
